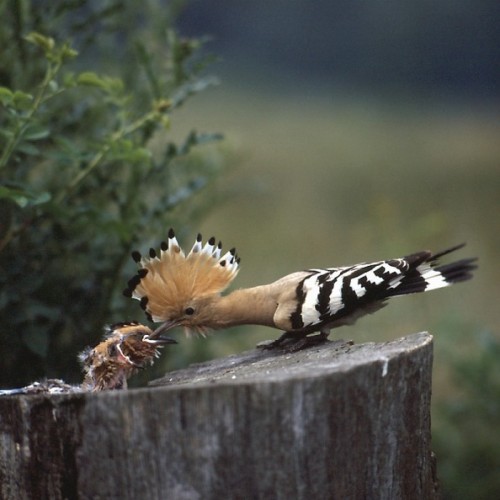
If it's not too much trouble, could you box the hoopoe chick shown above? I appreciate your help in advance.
[0,322,175,396]
[123,229,477,349]
[79,321,176,391]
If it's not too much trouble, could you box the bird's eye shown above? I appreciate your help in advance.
[184,307,195,316]
[108,344,118,357]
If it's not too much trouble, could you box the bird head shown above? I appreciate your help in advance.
[123,229,240,336]
[79,321,176,391]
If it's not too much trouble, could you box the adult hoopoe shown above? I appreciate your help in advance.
[123,229,476,349]
[79,321,176,391]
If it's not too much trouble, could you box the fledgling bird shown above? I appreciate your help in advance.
[123,229,477,349]
[0,321,175,396]
[79,321,176,391]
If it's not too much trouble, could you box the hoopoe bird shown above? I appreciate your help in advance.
[0,322,176,395]
[123,229,477,349]
[79,321,176,391]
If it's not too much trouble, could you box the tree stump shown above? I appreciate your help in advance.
[0,332,439,499]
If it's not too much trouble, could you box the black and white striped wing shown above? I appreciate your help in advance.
[288,245,476,334]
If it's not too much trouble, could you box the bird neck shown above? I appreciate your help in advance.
[207,285,278,329]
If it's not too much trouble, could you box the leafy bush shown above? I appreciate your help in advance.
[0,1,224,386]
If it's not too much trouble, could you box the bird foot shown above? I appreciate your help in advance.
[257,331,330,352]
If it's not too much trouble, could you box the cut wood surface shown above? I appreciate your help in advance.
[0,332,439,500]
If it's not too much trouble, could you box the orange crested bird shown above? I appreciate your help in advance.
[123,229,477,349]
[79,321,176,391]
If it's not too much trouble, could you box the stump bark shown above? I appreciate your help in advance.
[0,332,439,500]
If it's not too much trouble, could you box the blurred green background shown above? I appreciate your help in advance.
[1,1,498,498]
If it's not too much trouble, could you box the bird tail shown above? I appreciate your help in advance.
[387,243,477,297]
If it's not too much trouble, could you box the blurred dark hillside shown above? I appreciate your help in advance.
[179,0,499,97]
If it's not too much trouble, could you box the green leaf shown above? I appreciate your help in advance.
[108,138,152,164]
[23,124,50,141]
[76,71,106,87]
[0,186,51,208]
[62,72,78,88]
[12,90,34,110]
[0,87,14,105]
[128,147,152,163]
[0,128,15,140]
[25,32,55,53]
[60,42,78,61]
[48,80,59,93]
[77,72,124,94]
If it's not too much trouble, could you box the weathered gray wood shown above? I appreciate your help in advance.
[0,332,439,500]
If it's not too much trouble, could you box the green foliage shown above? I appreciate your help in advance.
[433,331,500,499]
[0,1,224,386]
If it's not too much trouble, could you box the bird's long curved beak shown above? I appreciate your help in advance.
[154,335,177,345]
[151,320,180,339]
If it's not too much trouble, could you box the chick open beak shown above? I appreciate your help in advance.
[142,334,177,345]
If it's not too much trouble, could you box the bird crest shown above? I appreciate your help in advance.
[123,229,240,324]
